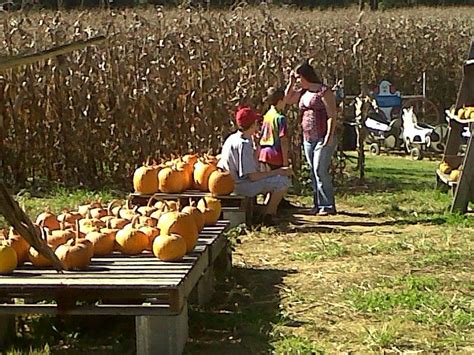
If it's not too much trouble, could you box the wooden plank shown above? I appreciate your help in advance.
[452,123,474,213]
[130,191,245,200]
[0,303,181,316]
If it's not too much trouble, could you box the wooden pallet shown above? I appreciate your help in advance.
[129,191,255,227]
[0,221,230,355]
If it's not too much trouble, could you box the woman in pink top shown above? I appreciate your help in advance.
[284,62,338,215]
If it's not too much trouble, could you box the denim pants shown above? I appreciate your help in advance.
[303,139,336,211]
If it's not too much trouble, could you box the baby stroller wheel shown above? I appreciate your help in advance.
[369,143,380,156]
[410,147,423,161]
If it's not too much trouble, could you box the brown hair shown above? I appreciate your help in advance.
[264,86,285,106]
[295,61,321,84]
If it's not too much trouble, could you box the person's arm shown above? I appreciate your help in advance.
[321,89,338,146]
[284,70,302,105]
[248,166,292,182]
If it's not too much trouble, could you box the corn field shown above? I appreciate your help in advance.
[0,6,472,188]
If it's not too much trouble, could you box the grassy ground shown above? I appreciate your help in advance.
[3,154,474,354]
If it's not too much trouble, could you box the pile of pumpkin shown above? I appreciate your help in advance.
[133,153,234,196]
[0,196,221,274]
[439,161,462,182]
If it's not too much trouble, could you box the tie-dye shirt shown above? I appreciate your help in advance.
[258,106,288,166]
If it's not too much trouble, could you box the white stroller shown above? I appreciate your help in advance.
[401,107,437,160]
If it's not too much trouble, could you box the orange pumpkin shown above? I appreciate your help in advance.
[139,225,160,251]
[0,243,18,274]
[193,159,217,191]
[78,201,103,217]
[197,197,222,226]
[55,235,93,270]
[133,161,160,194]
[7,228,30,264]
[115,218,149,255]
[208,170,234,196]
[79,210,106,234]
[57,211,83,225]
[153,234,187,261]
[85,230,115,256]
[158,167,185,193]
[181,200,205,232]
[36,211,60,231]
[182,154,199,166]
[158,211,198,252]
[48,228,75,249]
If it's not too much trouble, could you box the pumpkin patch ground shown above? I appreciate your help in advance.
[1,155,472,353]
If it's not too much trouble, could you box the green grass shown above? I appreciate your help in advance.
[271,335,326,354]
[347,275,474,330]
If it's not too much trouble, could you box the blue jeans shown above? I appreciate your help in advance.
[303,139,336,211]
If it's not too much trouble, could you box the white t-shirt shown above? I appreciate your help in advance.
[217,132,259,182]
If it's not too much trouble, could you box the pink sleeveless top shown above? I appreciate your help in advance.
[298,85,329,142]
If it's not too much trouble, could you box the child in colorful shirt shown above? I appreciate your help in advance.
[259,87,289,170]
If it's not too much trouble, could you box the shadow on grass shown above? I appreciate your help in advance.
[8,314,136,354]
[186,266,293,354]
[6,267,291,355]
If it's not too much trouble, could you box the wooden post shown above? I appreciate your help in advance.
[0,299,15,351]
[136,302,188,355]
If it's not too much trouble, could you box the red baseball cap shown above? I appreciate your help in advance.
[235,106,261,128]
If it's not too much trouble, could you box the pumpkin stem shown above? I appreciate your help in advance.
[107,200,122,216]
[147,194,159,207]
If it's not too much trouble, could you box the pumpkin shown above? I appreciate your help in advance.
[153,234,187,261]
[100,226,119,240]
[137,195,159,217]
[36,211,60,231]
[107,200,123,217]
[208,170,234,196]
[89,206,108,219]
[449,169,461,182]
[115,218,149,255]
[133,161,160,195]
[86,230,115,256]
[102,216,129,230]
[55,221,94,270]
[158,211,198,252]
[78,201,103,217]
[79,210,106,234]
[197,197,222,226]
[29,227,54,267]
[48,228,75,249]
[139,225,160,251]
[182,153,199,166]
[7,228,30,264]
[118,201,138,221]
[154,200,179,212]
[193,159,217,191]
[181,199,205,232]
[57,211,83,225]
[158,167,185,193]
[0,243,18,274]
[175,159,193,190]
[439,161,452,174]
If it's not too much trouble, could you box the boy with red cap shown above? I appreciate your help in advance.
[218,106,293,226]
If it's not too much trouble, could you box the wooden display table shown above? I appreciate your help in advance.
[0,221,230,355]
